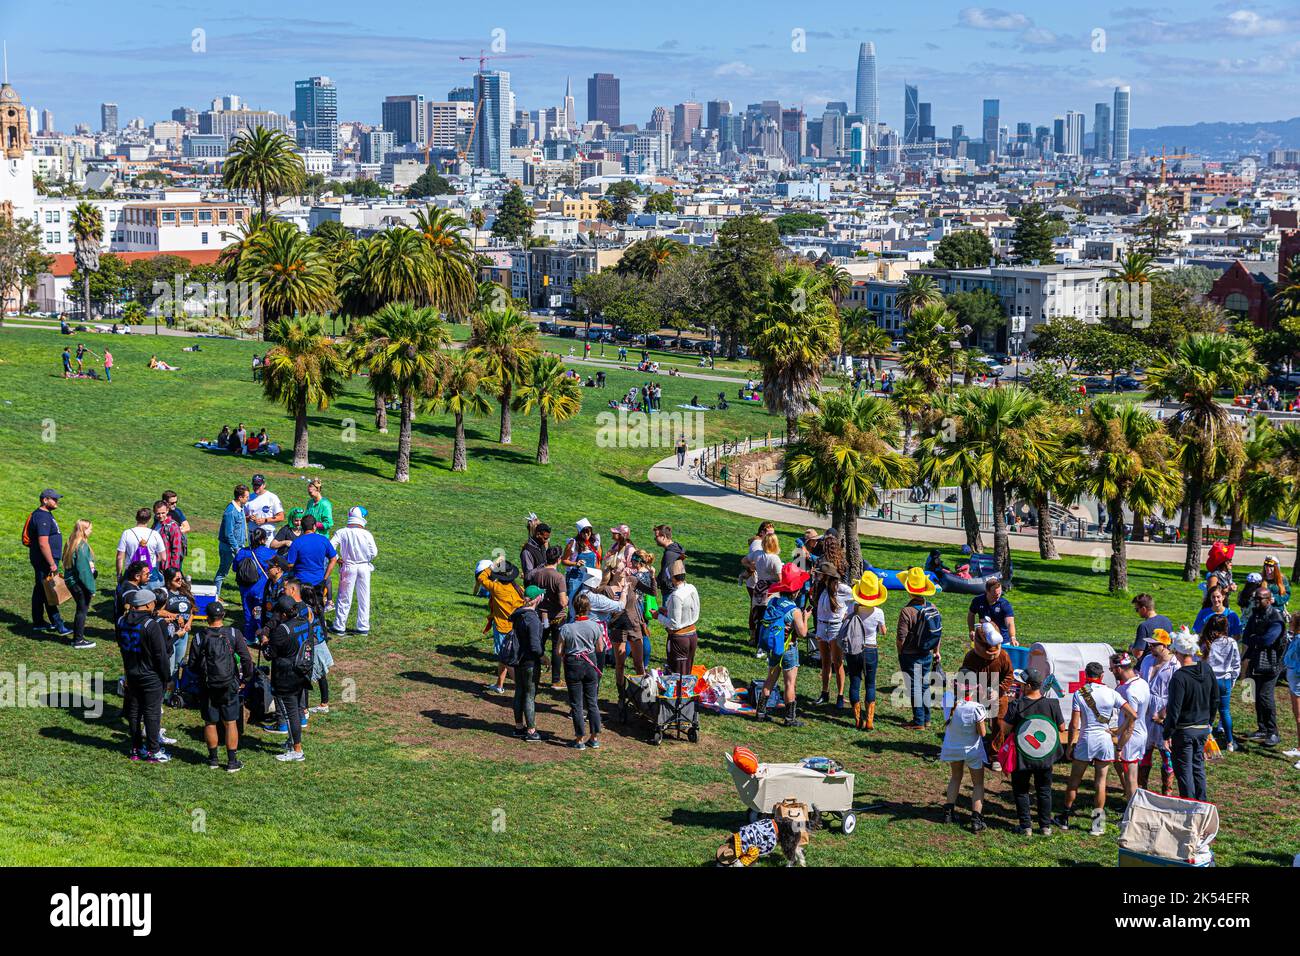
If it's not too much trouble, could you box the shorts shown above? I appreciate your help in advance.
[768,643,799,671]
[1289,670,1300,698]
[492,625,510,656]
[200,688,241,723]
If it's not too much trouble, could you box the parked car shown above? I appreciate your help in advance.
[1113,375,1143,391]
[557,324,578,338]
[890,339,906,351]
[646,335,664,349]
[1080,376,1111,391]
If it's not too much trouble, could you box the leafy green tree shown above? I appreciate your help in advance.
[605,180,641,222]
[1163,265,1217,296]
[643,190,676,214]
[261,314,348,466]
[773,212,828,235]
[491,184,535,243]
[1010,203,1055,264]
[337,228,436,317]
[405,166,455,199]
[889,375,931,454]
[933,230,995,270]
[945,288,1005,342]
[222,127,305,217]
[705,215,780,359]
[650,251,709,345]
[1026,315,1093,375]
[467,305,539,444]
[516,354,582,464]
[573,269,630,335]
[615,237,684,282]
[0,216,52,319]
[603,277,658,336]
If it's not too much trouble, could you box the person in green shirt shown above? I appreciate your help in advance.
[305,478,334,535]
[61,518,98,649]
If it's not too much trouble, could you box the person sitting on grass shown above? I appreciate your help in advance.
[940,669,989,833]
[186,601,254,772]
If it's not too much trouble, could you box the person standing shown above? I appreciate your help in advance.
[1201,613,1242,751]
[525,545,569,687]
[896,568,942,731]
[754,563,811,727]
[186,601,254,772]
[116,507,166,586]
[102,347,113,382]
[234,528,277,644]
[262,594,311,762]
[117,588,172,762]
[559,592,606,750]
[214,484,250,593]
[1165,632,1220,802]
[813,563,853,709]
[152,499,184,575]
[476,559,525,695]
[654,560,699,676]
[1242,584,1286,747]
[841,570,888,731]
[61,346,73,377]
[330,507,379,637]
[284,514,338,607]
[1000,668,1067,836]
[1132,593,1174,647]
[511,587,546,742]
[968,576,1017,646]
[959,618,1014,765]
[939,670,990,832]
[60,518,97,649]
[1139,628,1180,795]
[304,478,334,537]
[653,524,686,598]
[519,521,551,577]
[1057,662,1136,836]
[1111,652,1150,801]
[26,489,71,637]
[244,473,285,535]
[675,436,687,469]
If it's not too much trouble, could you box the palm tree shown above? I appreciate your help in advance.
[889,375,931,454]
[1146,333,1266,580]
[818,262,852,307]
[467,305,539,445]
[896,272,943,318]
[411,206,477,318]
[750,263,840,438]
[1069,401,1181,591]
[950,386,1060,580]
[355,303,450,482]
[69,202,103,322]
[836,306,874,370]
[222,126,305,217]
[515,354,582,464]
[856,323,893,384]
[783,388,915,576]
[217,212,273,280]
[432,352,493,472]
[1208,415,1283,545]
[261,315,348,467]
[469,206,487,251]
[914,391,987,553]
[615,236,684,282]
[898,302,953,391]
[1108,251,1158,286]
[236,220,336,335]
[337,228,437,317]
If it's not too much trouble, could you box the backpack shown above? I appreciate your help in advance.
[235,550,265,589]
[21,512,33,547]
[758,597,797,655]
[127,529,153,569]
[916,602,943,653]
[289,612,316,681]
[497,629,520,667]
[198,626,238,688]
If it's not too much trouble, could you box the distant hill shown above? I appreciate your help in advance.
[1130,117,1300,159]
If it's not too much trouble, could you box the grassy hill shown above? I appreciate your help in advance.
[0,326,1295,866]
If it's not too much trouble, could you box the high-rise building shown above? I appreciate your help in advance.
[855,42,878,138]
[563,78,576,131]
[821,110,845,159]
[295,76,338,154]
[672,102,702,148]
[427,101,471,152]
[918,102,934,142]
[360,128,395,164]
[781,107,806,161]
[903,84,919,145]
[100,102,118,133]
[471,70,514,173]
[381,95,426,147]
[719,114,742,153]
[982,99,1000,155]
[1113,85,1131,161]
[200,107,291,142]
[39,109,53,134]
[448,86,474,104]
[1094,103,1112,159]
[706,99,732,130]
[951,124,965,143]
[1065,110,1085,157]
[171,107,198,128]
[587,73,620,127]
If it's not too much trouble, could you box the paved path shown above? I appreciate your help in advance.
[647,451,1296,564]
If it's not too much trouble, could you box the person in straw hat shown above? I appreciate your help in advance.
[840,570,888,730]
[755,563,812,727]
[895,567,941,730]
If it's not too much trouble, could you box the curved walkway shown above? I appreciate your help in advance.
[648,451,1296,563]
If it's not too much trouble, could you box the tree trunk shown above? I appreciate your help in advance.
[961,485,984,552]
[830,500,845,539]
[992,483,1011,582]
[785,414,798,444]
[1131,511,1146,543]
[1183,477,1204,582]
[374,391,388,433]
[83,273,92,323]
[453,413,468,471]
[843,503,862,579]
[293,402,309,468]
[499,382,513,444]
[536,413,550,464]
[394,390,413,482]
[1036,495,1059,559]
[1109,497,1129,592]
[1228,509,1245,546]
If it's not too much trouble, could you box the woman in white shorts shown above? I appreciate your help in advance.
[939,670,989,833]
[1111,652,1150,800]
[1056,661,1137,835]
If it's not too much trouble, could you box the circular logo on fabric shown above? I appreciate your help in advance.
[1016,714,1060,760]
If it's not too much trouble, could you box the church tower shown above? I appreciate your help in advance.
[0,81,31,159]
[0,77,36,225]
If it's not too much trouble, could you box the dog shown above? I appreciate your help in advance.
[716,800,810,867]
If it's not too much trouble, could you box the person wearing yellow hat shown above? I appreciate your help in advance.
[840,570,888,730]
[895,567,941,730]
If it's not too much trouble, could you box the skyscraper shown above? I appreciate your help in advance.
[295,76,338,154]
[855,42,878,139]
[563,77,575,131]
[100,102,118,133]
[381,94,426,147]
[587,73,620,127]
[918,102,934,142]
[1065,110,1085,157]
[39,109,53,134]
[903,84,919,145]
[1094,102,1112,160]
[448,86,474,104]
[706,99,732,130]
[1052,117,1066,155]
[1113,85,1131,161]
[982,99,1000,155]
[672,102,702,148]
[472,70,514,173]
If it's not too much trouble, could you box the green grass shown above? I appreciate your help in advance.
[0,325,1296,867]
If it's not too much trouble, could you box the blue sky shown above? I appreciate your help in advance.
[4,2,1299,132]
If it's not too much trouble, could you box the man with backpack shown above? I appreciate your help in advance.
[234,528,277,643]
[896,567,943,731]
[116,507,166,586]
[25,489,71,637]
[509,586,546,742]
[116,588,173,763]
[214,484,250,593]
[755,563,811,727]
[186,602,254,772]
[261,593,314,762]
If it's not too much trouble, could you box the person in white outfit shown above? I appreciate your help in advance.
[1057,661,1137,835]
[939,670,989,833]
[1111,652,1150,801]
[330,507,378,636]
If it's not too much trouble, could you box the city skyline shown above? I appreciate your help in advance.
[7,1,1300,133]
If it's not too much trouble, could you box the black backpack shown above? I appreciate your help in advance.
[235,550,265,589]
[198,626,238,688]
[288,612,315,681]
[917,602,943,653]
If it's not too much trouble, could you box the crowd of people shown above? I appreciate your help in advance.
[24,476,379,768]
[208,424,279,456]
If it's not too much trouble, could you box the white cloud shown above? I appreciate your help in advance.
[1224,9,1289,37]
[714,61,754,77]
[959,7,1033,31]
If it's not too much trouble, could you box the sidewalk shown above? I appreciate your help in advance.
[647,451,1296,564]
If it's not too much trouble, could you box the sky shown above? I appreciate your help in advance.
[4,1,1299,133]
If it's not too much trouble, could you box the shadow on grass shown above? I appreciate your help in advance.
[667,807,743,831]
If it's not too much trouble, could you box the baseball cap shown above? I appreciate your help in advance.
[40,489,62,501]
[251,473,266,486]
[524,585,544,600]
[1145,628,1172,646]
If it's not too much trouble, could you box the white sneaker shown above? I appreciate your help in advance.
[275,750,305,762]
[159,729,177,746]
[1282,748,1300,758]
[1090,809,1106,836]
[1294,760,1300,771]
[308,705,330,714]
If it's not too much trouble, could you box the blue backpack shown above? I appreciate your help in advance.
[917,602,943,653]
[759,597,797,655]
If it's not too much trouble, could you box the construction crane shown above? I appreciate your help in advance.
[1158,146,1194,185]
[423,50,532,169]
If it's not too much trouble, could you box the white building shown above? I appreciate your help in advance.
[114,190,251,252]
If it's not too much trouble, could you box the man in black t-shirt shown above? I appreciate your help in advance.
[1131,593,1173,655]
[999,669,1068,835]
[27,489,70,635]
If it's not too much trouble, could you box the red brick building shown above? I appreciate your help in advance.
[1205,228,1300,328]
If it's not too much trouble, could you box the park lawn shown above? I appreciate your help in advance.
[0,325,1296,867]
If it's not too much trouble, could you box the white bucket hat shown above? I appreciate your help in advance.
[575,517,592,532]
